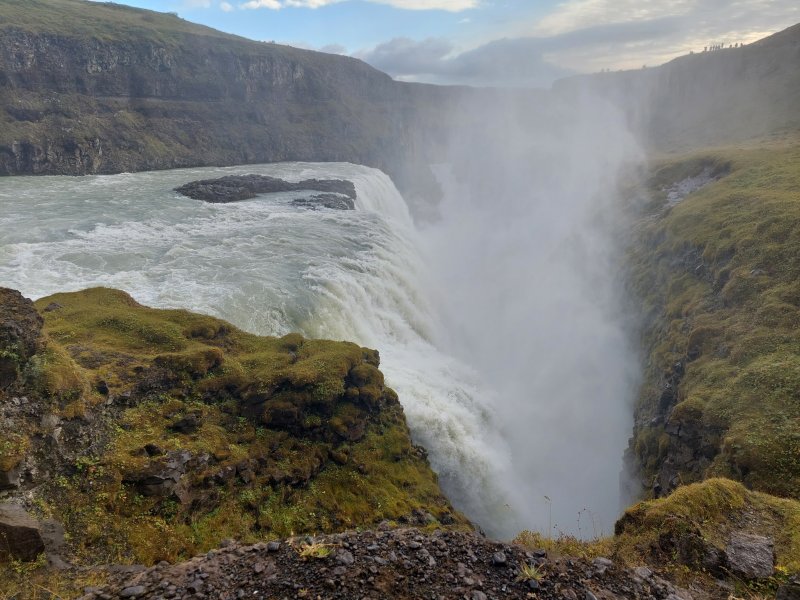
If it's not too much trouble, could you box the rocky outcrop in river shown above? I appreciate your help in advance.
[175,174,356,208]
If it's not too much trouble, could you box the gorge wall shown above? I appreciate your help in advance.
[623,145,800,503]
[0,0,459,202]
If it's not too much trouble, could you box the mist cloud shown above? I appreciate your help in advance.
[239,0,477,10]
[416,90,645,536]
[356,37,573,88]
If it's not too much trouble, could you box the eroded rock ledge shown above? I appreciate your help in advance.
[174,174,357,209]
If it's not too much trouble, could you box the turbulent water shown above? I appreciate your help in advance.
[0,162,515,533]
[0,149,639,538]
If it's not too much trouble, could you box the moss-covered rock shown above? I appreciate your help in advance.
[0,287,466,570]
[615,478,800,577]
[0,288,44,390]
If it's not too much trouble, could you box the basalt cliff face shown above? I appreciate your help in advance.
[0,0,456,201]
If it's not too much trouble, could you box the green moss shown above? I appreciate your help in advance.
[0,433,29,473]
[23,287,464,566]
[0,0,238,44]
[25,343,89,402]
[628,143,800,499]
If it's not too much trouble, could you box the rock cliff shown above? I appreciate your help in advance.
[555,23,800,151]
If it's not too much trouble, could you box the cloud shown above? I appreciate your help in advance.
[533,0,693,36]
[524,0,800,70]
[358,0,800,86]
[240,0,477,10]
[356,36,573,88]
[220,1,234,10]
[240,0,281,7]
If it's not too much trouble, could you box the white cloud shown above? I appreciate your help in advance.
[354,0,800,87]
[371,0,477,8]
[240,0,281,8]
[533,0,694,36]
[241,0,477,10]
[183,0,212,7]
[514,0,800,72]
[220,1,234,10]
[356,36,572,88]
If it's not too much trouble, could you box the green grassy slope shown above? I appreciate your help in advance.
[627,140,800,501]
[0,0,236,41]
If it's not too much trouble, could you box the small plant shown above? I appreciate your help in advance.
[516,562,544,583]
[4,551,48,580]
[297,541,333,559]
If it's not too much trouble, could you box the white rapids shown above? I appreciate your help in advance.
[0,162,516,534]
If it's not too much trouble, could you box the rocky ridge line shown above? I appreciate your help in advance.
[84,527,697,600]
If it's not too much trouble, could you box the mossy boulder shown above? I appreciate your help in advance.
[615,479,799,577]
[0,288,43,389]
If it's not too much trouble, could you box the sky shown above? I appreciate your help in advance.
[97,0,800,87]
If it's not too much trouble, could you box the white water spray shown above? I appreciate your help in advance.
[418,90,644,537]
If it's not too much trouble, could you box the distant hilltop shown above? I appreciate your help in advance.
[555,22,800,151]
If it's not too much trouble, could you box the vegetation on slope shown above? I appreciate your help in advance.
[515,478,800,577]
[626,141,800,501]
[615,478,800,572]
[0,0,236,41]
[0,287,463,596]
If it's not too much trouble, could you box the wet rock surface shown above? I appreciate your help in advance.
[663,166,725,205]
[777,576,800,600]
[174,175,356,207]
[88,528,696,600]
[724,533,775,580]
[291,192,355,210]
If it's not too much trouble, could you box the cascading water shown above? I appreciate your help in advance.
[0,95,643,538]
[419,91,644,538]
[0,162,515,533]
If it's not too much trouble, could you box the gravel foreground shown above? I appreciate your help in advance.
[82,528,695,600]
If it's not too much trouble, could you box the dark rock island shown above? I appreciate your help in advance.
[175,174,357,209]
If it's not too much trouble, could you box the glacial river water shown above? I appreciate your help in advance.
[0,156,639,538]
[0,163,516,534]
